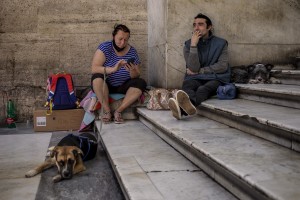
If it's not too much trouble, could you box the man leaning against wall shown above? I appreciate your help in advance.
[168,13,230,120]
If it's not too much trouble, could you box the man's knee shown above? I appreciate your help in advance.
[182,79,200,89]
[195,80,220,104]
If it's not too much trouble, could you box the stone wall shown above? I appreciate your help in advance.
[148,0,300,88]
[1,0,300,124]
[0,0,148,124]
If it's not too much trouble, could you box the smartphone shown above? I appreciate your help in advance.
[127,57,135,64]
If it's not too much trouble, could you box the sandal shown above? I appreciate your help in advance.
[114,111,124,124]
[101,111,112,124]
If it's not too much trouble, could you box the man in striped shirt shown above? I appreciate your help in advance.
[91,24,147,124]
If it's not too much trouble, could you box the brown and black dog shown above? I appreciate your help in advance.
[25,133,97,183]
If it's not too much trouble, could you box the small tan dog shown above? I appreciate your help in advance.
[25,133,97,183]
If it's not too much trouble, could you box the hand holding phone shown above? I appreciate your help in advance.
[127,57,135,65]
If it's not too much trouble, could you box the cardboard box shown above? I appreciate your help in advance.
[34,109,85,132]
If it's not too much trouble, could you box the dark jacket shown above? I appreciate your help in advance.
[184,35,230,82]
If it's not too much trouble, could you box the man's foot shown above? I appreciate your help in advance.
[176,90,197,115]
[168,98,181,120]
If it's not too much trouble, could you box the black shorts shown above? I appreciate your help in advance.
[91,73,147,94]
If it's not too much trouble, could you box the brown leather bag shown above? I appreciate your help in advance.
[146,88,178,110]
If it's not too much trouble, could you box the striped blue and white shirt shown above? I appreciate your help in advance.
[98,41,140,87]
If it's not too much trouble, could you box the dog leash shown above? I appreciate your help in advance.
[95,67,107,144]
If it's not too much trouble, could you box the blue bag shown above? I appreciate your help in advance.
[216,83,237,100]
[45,73,79,110]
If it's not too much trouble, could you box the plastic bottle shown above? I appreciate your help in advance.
[6,99,16,128]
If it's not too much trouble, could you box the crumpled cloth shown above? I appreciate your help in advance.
[78,90,125,132]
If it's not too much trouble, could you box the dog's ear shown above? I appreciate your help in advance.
[50,147,58,158]
[72,147,84,158]
[247,65,255,72]
[265,64,274,71]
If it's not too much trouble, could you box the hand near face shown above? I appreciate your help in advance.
[191,17,211,46]
[191,30,202,46]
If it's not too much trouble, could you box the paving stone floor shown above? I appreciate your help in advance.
[0,123,124,200]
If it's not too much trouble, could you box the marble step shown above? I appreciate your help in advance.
[236,84,300,109]
[137,108,300,200]
[95,120,236,200]
[271,70,300,86]
[198,98,300,152]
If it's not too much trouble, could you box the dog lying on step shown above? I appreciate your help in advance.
[231,63,281,84]
[25,133,98,183]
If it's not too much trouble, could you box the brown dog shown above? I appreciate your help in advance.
[25,133,97,183]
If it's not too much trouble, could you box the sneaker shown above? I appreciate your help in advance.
[176,90,197,115]
[168,98,181,120]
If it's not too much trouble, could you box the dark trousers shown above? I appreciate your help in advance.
[182,79,221,107]
[91,73,147,94]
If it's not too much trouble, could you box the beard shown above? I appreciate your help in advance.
[112,39,126,52]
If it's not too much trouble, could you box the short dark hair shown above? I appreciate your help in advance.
[112,24,130,37]
[194,13,212,27]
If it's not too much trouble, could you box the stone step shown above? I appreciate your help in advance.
[236,84,300,109]
[95,120,236,200]
[198,98,300,152]
[271,70,300,85]
[137,108,300,200]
